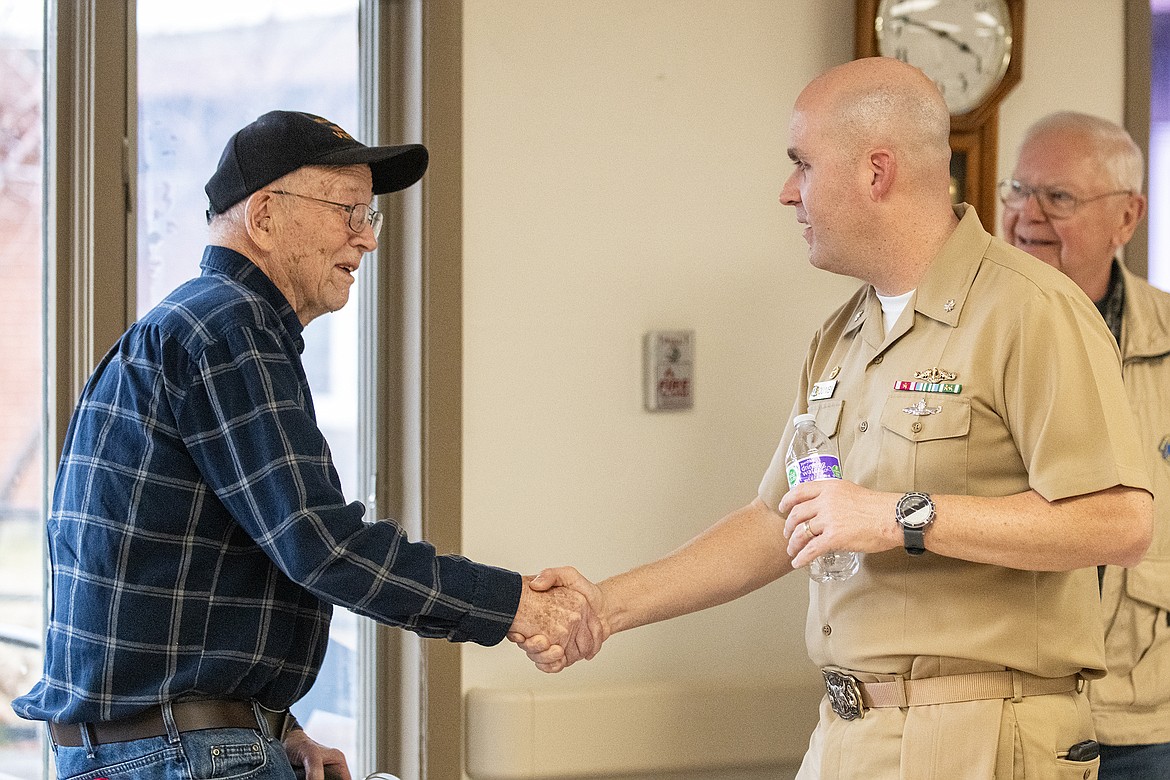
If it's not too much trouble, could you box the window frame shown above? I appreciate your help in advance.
[44,1,466,777]
[1124,0,1152,279]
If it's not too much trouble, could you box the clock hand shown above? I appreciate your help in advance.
[892,15,984,73]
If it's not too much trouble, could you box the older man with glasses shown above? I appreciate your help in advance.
[14,110,602,780]
[1003,110,1170,778]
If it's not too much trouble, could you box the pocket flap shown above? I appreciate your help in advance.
[1125,559,1170,612]
[809,399,844,438]
[880,395,971,442]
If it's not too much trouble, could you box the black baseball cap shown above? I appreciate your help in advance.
[205,110,428,216]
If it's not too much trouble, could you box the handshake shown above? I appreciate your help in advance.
[506,567,609,673]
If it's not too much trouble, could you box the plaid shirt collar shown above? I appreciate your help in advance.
[200,244,306,351]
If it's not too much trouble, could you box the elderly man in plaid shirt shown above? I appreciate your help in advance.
[14,111,601,780]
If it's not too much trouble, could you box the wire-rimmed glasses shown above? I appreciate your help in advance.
[997,179,1132,220]
[267,189,383,237]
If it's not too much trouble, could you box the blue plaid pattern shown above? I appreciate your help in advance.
[14,246,520,725]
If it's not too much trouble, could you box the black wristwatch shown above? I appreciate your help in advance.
[895,492,935,556]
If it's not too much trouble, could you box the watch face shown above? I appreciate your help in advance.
[875,0,1013,115]
[898,493,935,529]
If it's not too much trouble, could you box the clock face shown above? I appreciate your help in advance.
[875,0,1013,115]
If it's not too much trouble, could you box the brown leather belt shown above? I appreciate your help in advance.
[49,700,291,748]
[822,668,1083,721]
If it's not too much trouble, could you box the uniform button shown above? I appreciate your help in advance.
[873,355,884,364]
[911,421,922,433]
[859,421,868,432]
[822,624,832,636]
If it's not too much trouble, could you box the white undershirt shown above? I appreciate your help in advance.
[876,289,914,335]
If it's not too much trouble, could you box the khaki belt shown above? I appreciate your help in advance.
[822,668,1082,721]
[49,700,292,748]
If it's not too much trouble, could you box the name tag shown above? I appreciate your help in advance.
[809,379,838,401]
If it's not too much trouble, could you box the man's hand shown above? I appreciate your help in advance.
[283,726,352,780]
[780,479,900,568]
[507,567,609,673]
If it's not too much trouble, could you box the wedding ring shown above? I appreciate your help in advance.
[802,521,814,540]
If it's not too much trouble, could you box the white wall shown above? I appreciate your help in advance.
[998,0,1127,226]
[459,0,1125,776]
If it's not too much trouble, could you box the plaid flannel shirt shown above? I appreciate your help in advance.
[14,246,520,724]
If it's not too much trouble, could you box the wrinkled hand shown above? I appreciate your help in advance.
[507,566,609,673]
[780,478,899,568]
[284,726,352,780]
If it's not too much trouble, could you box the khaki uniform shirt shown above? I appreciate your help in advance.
[1090,264,1170,746]
[759,206,1150,680]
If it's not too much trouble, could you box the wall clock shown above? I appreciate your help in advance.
[855,0,1024,231]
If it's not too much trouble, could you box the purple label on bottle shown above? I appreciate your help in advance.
[786,455,842,486]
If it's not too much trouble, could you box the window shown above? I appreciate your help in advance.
[136,0,364,766]
[0,2,46,776]
[1150,0,1170,291]
[8,3,457,776]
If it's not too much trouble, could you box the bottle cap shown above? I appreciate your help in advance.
[794,413,816,425]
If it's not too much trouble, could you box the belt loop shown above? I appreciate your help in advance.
[251,700,273,741]
[79,722,97,759]
[893,675,909,708]
[280,711,298,740]
[1011,670,1024,703]
[161,701,181,744]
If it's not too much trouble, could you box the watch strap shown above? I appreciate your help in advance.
[903,525,927,556]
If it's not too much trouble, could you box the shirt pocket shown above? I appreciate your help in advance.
[808,398,844,439]
[879,394,971,494]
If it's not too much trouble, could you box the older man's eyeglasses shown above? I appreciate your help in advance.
[997,180,1132,220]
[267,190,383,238]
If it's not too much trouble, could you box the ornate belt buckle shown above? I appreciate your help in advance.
[822,669,865,720]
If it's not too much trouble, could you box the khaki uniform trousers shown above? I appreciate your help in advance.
[796,684,1098,779]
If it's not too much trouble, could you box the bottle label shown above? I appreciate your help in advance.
[787,455,842,486]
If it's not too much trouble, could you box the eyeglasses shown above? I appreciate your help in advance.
[997,179,1132,220]
[267,190,383,237]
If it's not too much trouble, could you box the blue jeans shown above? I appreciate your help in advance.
[1099,741,1170,780]
[52,712,297,780]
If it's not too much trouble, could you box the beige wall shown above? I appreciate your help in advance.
[459,0,1125,773]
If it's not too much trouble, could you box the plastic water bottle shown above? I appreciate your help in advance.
[785,413,859,582]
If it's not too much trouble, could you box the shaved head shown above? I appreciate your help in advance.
[799,57,952,178]
[780,57,961,293]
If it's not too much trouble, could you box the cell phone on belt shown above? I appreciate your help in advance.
[1065,739,1100,761]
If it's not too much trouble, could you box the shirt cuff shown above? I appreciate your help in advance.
[451,564,523,646]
